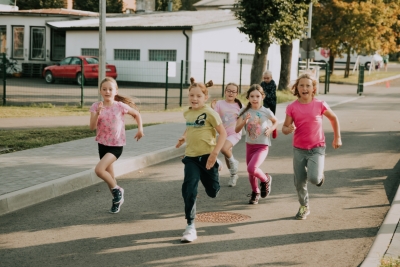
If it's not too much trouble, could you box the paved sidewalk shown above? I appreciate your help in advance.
[0,80,399,266]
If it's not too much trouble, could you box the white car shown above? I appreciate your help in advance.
[313,48,381,70]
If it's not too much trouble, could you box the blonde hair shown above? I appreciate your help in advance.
[188,77,213,95]
[100,77,139,111]
[238,84,265,117]
[291,73,317,98]
[263,70,272,77]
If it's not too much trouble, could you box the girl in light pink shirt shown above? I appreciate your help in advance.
[90,77,144,214]
[282,73,342,220]
[212,83,243,187]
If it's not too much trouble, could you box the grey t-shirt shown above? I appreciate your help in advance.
[240,106,274,146]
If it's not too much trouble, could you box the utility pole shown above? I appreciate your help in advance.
[306,3,312,69]
[98,0,106,100]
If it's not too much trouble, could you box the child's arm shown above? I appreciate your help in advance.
[235,113,250,133]
[206,124,227,170]
[176,130,187,148]
[127,107,144,141]
[282,114,296,135]
[90,102,103,130]
[265,115,278,137]
[323,109,342,149]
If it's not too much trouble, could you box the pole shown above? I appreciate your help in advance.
[80,59,84,107]
[98,0,106,100]
[165,62,169,110]
[221,59,225,98]
[357,64,364,95]
[239,58,242,94]
[203,59,206,84]
[306,3,312,70]
[2,53,6,106]
[179,60,183,107]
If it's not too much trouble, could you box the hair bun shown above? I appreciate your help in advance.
[190,77,195,85]
[205,80,213,87]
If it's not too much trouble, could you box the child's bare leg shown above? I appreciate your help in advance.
[221,140,233,169]
[106,163,116,192]
[95,153,118,190]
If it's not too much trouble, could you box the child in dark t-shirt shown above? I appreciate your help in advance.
[260,70,277,138]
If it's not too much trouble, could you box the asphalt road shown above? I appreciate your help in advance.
[0,80,399,267]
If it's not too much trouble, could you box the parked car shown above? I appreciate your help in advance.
[42,56,117,85]
[313,48,381,70]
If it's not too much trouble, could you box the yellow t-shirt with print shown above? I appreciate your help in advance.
[184,105,222,157]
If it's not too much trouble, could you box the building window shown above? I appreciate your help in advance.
[149,50,176,61]
[12,26,24,59]
[81,48,99,57]
[114,49,140,60]
[0,26,6,54]
[238,53,253,64]
[205,51,229,63]
[51,29,65,61]
[30,27,45,60]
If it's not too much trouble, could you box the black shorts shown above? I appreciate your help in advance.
[98,143,123,160]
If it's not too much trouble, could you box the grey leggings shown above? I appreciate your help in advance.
[293,146,325,206]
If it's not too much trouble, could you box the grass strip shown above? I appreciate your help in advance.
[0,123,156,154]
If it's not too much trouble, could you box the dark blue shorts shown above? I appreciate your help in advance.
[98,143,123,160]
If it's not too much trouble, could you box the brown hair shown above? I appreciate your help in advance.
[291,73,317,98]
[238,84,265,117]
[188,77,213,95]
[100,77,139,111]
[225,82,243,108]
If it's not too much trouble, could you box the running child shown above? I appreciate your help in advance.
[235,84,278,204]
[90,77,144,214]
[260,70,278,139]
[176,77,227,243]
[211,83,243,187]
[282,73,342,220]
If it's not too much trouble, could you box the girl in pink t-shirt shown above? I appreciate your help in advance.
[90,77,144,214]
[282,73,342,220]
[211,83,243,187]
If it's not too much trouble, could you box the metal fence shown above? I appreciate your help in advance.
[1,54,255,111]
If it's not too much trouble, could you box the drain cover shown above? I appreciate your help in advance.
[196,212,251,223]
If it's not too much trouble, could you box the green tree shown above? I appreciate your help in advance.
[180,0,197,10]
[14,0,64,9]
[234,0,311,86]
[156,0,182,11]
[73,0,123,13]
[312,0,399,77]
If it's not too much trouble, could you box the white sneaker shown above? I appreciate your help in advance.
[181,226,197,243]
[216,159,223,171]
[229,159,239,175]
[228,174,239,187]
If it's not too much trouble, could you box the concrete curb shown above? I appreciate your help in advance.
[361,181,400,266]
[0,145,185,216]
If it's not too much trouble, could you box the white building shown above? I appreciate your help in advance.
[46,10,300,85]
[0,8,300,85]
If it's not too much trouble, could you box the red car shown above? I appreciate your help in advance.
[43,56,117,85]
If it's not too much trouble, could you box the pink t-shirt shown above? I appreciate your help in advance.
[286,98,329,149]
[90,101,130,146]
[214,100,242,139]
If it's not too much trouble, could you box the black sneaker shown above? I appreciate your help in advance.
[248,192,260,204]
[111,187,124,203]
[260,174,272,198]
[316,176,325,187]
[109,199,124,214]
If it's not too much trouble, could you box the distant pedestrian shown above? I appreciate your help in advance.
[235,84,278,205]
[260,70,278,139]
[282,73,342,220]
[90,77,144,214]
[383,54,389,71]
[211,83,243,187]
[176,77,227,243]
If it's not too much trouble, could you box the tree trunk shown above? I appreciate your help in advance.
[250,42,270,85]
[278,43,292,91]
[344,46,351,78]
